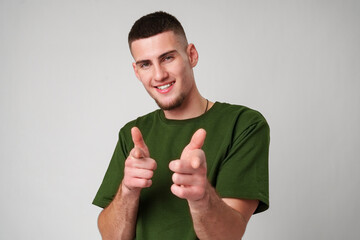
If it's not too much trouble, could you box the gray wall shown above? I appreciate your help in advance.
[1,0,359,239]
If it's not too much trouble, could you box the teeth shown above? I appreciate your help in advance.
[157,82,174,90]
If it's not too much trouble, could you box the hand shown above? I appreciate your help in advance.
[169,129,208,201]
[122,127,157,192]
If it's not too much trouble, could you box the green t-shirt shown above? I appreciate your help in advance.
[93,102,270,239]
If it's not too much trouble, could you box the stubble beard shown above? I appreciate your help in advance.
[154,93,186,111]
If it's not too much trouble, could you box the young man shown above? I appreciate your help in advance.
[93,11,270,240]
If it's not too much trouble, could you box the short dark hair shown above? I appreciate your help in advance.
[128,11,188,48]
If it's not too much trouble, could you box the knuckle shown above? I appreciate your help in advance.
[125,156,136,167]
[129,148,136,157]
[133,148,142,158]
[124,158,131,166]
[124,167,134,177]
[149,159,157,170]
[152,160,157,170]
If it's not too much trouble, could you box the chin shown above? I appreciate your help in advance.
[155,94,186,111]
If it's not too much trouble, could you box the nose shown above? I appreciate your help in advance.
[153,64,168,82]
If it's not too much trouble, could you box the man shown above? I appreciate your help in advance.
[93,11,270,240]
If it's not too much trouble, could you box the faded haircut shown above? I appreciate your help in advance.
[128,11,188,49]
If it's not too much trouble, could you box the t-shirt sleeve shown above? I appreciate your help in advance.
[215,115,270,214]
[92,130,130,208]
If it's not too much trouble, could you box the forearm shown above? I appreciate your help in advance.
[98,182,140,240]
[188,185,248,240]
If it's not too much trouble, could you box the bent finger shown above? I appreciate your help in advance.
[124,177,153,189]
[170,184,205,201]
[125,167,155,179]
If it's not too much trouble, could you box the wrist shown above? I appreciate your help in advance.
[119,181,141,198]
[188,183,213,213]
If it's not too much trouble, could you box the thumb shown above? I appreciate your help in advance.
[131,127,149,156]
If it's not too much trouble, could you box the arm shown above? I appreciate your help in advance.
[169,129,258,239]
[188,185,258,240]
[98,183,140,240]
[98,127,156,240]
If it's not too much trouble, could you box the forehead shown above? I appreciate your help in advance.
[130,31,184,61]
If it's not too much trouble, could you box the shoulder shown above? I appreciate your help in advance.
[211,102,270,141]
[118,109,161,137]
[214,102,268,125]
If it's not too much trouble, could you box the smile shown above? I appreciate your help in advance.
[156,82,175,90]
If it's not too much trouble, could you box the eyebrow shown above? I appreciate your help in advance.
[135,50,178,66]
[159,50,177,59]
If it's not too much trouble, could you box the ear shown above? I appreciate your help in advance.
[132,62,141,81]
[187,43,199,68]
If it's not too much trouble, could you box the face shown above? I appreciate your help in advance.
[131,31,198,111]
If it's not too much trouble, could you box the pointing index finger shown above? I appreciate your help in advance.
[131,127,149,156]
[187,128,207,151]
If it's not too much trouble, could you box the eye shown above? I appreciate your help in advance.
[139,62,150,69]
[163,55,174,62]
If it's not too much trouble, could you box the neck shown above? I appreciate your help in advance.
[163,92,210,120]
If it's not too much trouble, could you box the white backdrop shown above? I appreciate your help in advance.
[1,0,359,239]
